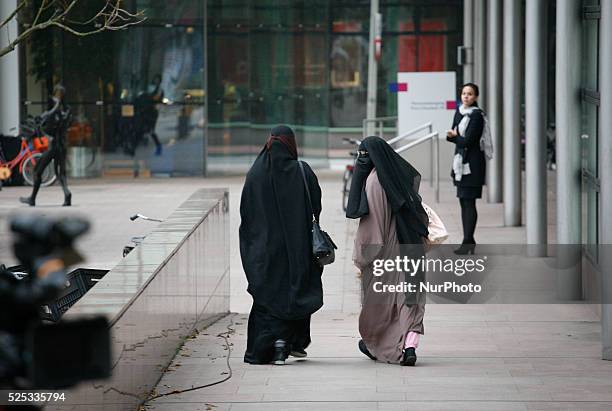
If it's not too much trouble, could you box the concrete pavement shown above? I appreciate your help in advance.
[143,172,611,410]
[2,171,609,410]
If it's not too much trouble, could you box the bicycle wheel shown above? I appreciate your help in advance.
[21,153,57,187]
[342,168,352,212]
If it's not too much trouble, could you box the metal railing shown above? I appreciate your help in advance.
[362,116,398,139]
[386,122,433,146]
[362,118,439,202]
[395,131,440,203]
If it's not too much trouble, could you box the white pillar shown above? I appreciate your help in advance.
[525,0,548,252]
[463,0,474,83]
[599,0,612,361]
[366,0,379,134]
[0,0,20,135]
[474,0,486,108]
[487,0,503,203]
[556,0,582,245]
[555,0,582,301]
[502,0,522,226]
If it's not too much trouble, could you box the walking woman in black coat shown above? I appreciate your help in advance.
[446,83,485,254]
[240,125,324,365]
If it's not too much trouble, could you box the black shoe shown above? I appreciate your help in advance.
[63,193,72,207]
[453,242,476,255]
[272,339,288,365]
[289,348,307,358]
[401,347,417,366]
[19,196,35,206]
[358,340,376,361]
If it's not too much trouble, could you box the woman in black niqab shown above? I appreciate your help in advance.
[240,125,324,365]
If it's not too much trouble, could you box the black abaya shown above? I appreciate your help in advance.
[239,126,323,363]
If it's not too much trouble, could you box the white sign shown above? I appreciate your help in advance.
[397,72,457,139]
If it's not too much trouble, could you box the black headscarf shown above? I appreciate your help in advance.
[346,136,429,244]
[239,125,323,320]
[266,125,298,159]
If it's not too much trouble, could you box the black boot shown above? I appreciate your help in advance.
[20,196,35,206]
[400,347,417,366]
[272,339,288,365]
[454,239,476,255]
[63,192,72,207]
[358,340,377,361]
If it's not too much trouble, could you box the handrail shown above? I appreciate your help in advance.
[386,122,433,146]
[362,116,398,139]
[395,131,437,153]
[395,131,440,203]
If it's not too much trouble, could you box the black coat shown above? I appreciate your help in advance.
[239,141,323,320]
[447,108,486,187]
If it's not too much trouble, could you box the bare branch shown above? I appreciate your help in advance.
[0,20,46,58]
[32,0,48,27]
[64,0,145,27]
[0,0,145,59]
[0,0,27,29]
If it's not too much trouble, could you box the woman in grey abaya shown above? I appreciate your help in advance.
[346,136,429,366]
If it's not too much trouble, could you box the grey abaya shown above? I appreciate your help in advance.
[353,169,426,363]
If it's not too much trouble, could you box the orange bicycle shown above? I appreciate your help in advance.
[0,117,57,187]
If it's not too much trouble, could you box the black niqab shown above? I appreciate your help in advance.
[239,125,323,320]
[346,136,429,244]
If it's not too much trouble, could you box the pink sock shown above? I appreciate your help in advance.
[404,331,420,349]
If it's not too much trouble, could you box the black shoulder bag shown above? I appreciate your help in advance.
[298,161,337,266]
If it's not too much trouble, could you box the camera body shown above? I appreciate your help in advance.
[0,215,111,390]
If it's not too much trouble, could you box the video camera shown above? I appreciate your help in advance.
[0,215,111,390]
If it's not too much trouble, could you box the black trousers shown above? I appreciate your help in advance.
[244,303,311,364]
[30,145,70,202]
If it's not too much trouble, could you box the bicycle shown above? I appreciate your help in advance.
[0,116,57,187]
[341,137,361,212]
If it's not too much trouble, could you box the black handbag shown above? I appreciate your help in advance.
[298,161,337,266]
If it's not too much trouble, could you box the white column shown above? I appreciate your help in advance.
[474,0,486,108]
[366,0,379,134]
[486,0,503,203]
[502,0,522,226]
[0,0,20,135]
[463,0,474,83]
[599,0,612,361]
[525,0,548,252]
[555,0,582,301]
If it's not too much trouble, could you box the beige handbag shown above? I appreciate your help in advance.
[422,202,448,247]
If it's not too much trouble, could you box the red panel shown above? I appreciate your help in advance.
[418,21,446,71]
[398,22,417,72]
[397,20,447,72]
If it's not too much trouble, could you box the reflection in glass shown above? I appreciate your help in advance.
[19,0,464,175]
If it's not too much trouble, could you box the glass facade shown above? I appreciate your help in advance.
[20,0,461,176]
[21,0,206,177]
[580,0,600,260]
